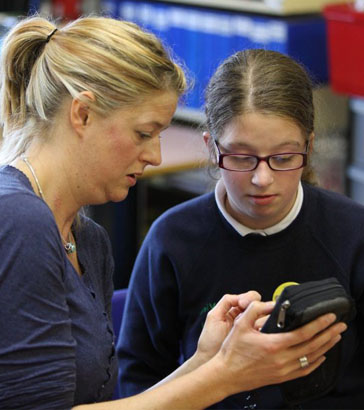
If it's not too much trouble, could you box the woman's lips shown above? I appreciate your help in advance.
[126,174,137,186]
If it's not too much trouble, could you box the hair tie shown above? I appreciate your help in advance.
[46,28,58,43]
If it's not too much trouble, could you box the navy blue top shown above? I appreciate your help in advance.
[0,166,118,409]
[118,183,364,409]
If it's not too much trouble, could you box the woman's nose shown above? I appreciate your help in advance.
[251,160,274,187]
[142,137,162,167]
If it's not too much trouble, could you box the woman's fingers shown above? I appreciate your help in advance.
[281,333,343,378]
[226,306,244,322]
[290,322,346,371]
[208,291,261,321]
[299,334,342,370]
[237,291,262,310]
[258,319,347,381]
[282,355,327,383]
[294,322,347,359]
[262,316,347,370]
[235,300,276,329]
[254,314,270,331]
[273,313,338,349]
[207,292,262,323]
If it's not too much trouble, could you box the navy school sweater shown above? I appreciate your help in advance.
[117,183,364,409]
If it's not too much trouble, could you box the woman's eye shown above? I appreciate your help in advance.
[138,132,152,139]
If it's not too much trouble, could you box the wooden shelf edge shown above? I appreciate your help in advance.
[155,0,353,16]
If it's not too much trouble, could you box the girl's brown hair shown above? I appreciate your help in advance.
[204,49,317,184]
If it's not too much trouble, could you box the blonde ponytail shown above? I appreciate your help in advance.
[0,16,186,164]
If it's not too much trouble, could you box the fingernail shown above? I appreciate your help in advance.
[326,313,336,323]
[265,301,275,309]
[333,335,342,344]
[338,323,347,333]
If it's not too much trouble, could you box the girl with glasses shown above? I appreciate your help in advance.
[118,49,364,409]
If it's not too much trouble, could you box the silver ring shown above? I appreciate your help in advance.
[299,355,309,368]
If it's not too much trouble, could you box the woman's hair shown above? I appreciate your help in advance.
[204,49,317,184]
[0,16,186,164]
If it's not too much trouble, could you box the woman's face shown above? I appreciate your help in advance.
[80,90,178,204]
[217,112,309,229]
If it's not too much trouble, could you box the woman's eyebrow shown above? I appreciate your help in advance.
[139,120,170,131]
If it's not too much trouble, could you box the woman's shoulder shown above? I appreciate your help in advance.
[0,168,56,233]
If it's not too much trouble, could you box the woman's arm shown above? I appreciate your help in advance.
[74,294,346,410]
[0,198,76,409]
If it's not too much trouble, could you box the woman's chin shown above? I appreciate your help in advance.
[108,188,130,203]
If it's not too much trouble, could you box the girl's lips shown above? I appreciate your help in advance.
[248,194,277,205]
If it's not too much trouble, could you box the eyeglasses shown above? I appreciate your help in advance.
[213,139,308,172]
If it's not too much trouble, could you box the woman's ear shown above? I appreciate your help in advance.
[70,91,96,135]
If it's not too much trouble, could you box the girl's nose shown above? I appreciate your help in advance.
[251,160,274,187]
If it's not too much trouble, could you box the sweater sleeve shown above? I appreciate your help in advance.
[0,195,76,409]
[116,223,182,397]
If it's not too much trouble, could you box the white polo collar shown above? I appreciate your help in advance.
[215,179,304,237]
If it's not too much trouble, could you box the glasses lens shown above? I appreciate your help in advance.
[270,154,304,170]
[223,155,257,171]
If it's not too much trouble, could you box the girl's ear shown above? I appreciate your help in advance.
[70,91,96,135]
[203,131,219,166]
[203,131,211,147]
[308,132,315,154]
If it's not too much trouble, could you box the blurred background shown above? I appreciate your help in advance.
[0,0,362,287]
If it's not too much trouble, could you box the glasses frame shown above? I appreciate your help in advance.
[213,139,308,172]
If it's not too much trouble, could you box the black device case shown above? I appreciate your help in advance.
[261,277,355,406]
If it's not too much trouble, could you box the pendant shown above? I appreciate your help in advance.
[64,242,76,254]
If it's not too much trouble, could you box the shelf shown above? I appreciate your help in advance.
[174,107,206,124]
[155,0,353,16]
[118,0,330,111]
[142,124,208,178]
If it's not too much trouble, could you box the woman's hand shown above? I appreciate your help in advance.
[194,292,262,364]
[149,292,263,389]
[214,300,347,396]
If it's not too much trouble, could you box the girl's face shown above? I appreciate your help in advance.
[217,112,309,229]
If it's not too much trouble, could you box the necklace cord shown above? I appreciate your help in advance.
[20,155,76,254]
